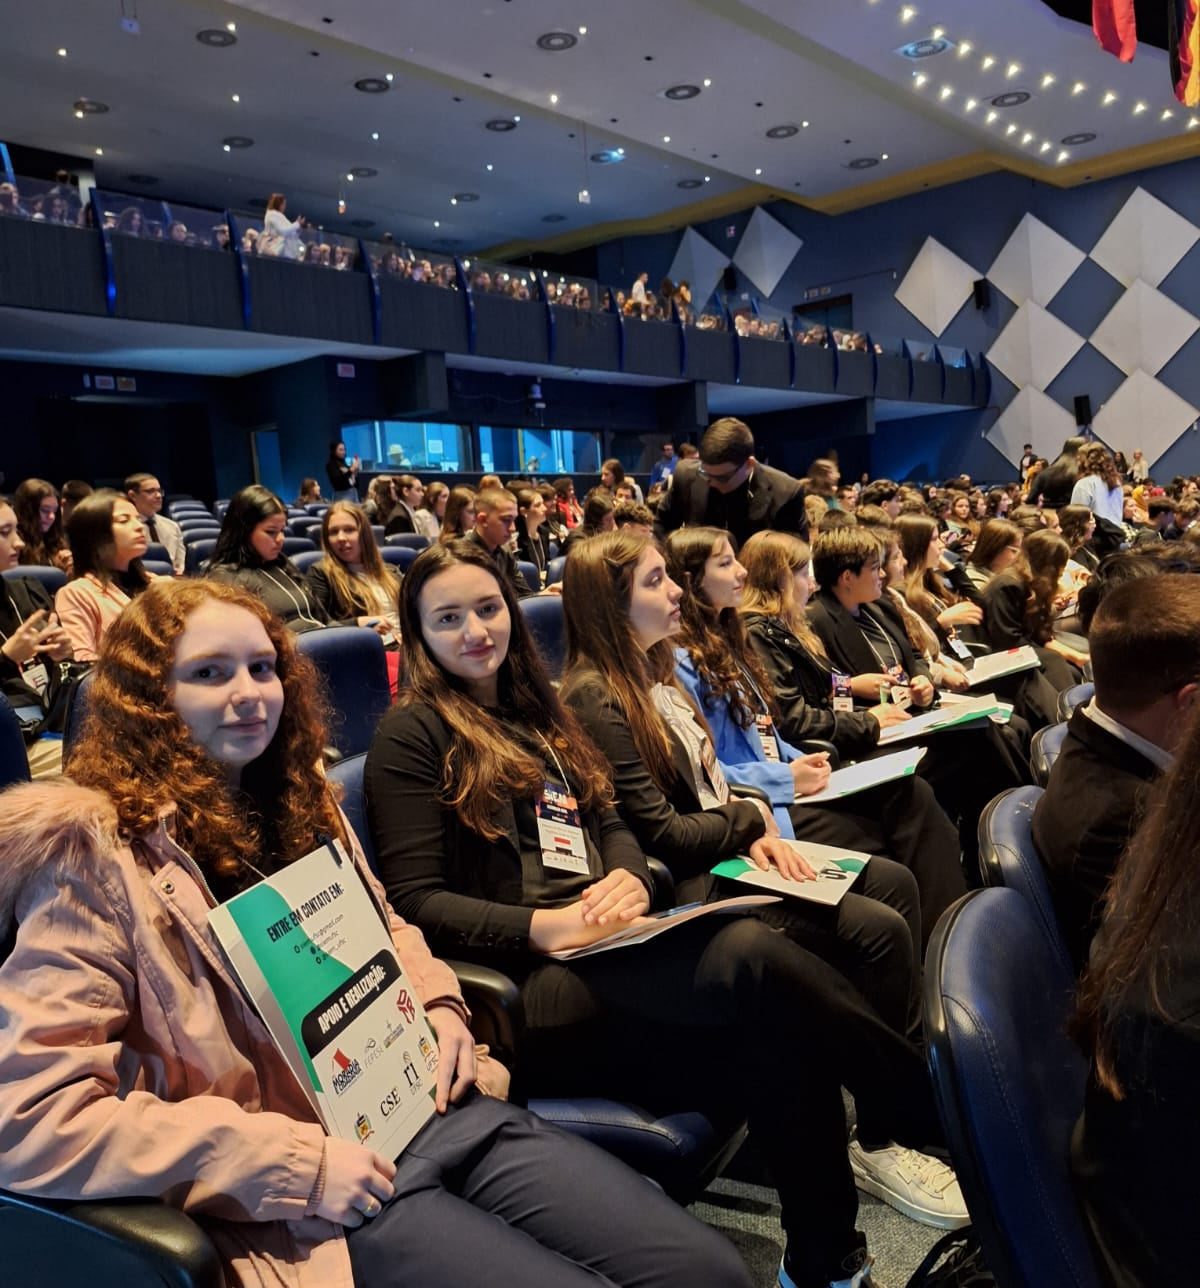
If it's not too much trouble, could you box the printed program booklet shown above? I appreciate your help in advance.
[793,746,926,805]
[877,693,1002,744]
[209,840,440,1161]
[712,843,870,907]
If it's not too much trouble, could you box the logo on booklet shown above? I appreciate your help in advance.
[330,1047,363,1095]
[395,988,416,1024]
[354,1112,374,1142]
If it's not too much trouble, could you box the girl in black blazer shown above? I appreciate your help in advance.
[366,537,953,1288]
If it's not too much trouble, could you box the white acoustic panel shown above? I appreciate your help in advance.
[894,237,979,337]
[667,227,730,314]
[1089,187,1200,288]
[987,213,1086,308]
[1092,370,1199,467]
[985,301,1085,391]
[731,206,803,298]
[986,385,1079,467]
[1089,278,1200,376]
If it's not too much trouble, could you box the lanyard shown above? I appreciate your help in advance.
[858,610,900,672]
[261,567,324,628]
[536,732,571,789]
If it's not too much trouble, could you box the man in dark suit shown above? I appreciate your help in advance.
[1032,575,1200,972]
[653,417,809,546]
[463,486,533,600]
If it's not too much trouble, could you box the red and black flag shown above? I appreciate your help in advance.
[1169,0,1200,105]
[1093,0,1138,60]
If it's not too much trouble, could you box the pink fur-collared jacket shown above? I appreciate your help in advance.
[0,778,468,1288]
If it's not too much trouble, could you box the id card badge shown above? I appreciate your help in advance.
[754,713,781,762]
[21,661,49,695]
[948,634,972,661]
[699,735,730,801]
[886,666,912,710]
[832,671,854,713]
[535,781,591,875]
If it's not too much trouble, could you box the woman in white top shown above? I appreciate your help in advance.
[1070,444,1125,528]
[55,490,154,661]
[307,502,401,637]
[259,192,306,260]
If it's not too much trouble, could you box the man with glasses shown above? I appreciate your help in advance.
[124,473,184,574]
[652,417,808,546]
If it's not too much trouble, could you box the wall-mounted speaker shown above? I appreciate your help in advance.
[972,278,991,310]
[1073,394,1093,426]
[722,265,738,291]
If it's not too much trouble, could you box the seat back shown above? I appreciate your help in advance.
[925,889,1104,1288]
[179,527,221,543]
[516,560,540,594]
[142,560,175,578]
[143,543,172,566]
[279,537,317,557]
[290,550,324,574]
[1030,720,1068,786]
[184,540,218,575]
[0,697,32,789]
[62,669,96,760]
[295,627,391,758]
[978,785,1073,976]
[546,556,567,586]
[519,595,566,682]
[1058,683,1094,721]
[384,533,430,550]
[327,752,375,873]
[379,546,418,571]
[3,566,67,596]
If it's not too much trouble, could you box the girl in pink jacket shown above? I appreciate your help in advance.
[0,578,749,1288]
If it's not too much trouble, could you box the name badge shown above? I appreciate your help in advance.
[699,735,730,800]
[535,781,590,874]
[832,671,854,713]
[754,713,780,762]
[21,661,49,695]
[948,635,972,661]
[885,666,912,711]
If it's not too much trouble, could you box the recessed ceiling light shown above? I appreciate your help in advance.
[453,192,479,201]
[900,6,917,21]
[449,197,457,205]
[986,110,998,123]
[991,91,1031,107]
[385,73,394,82]
[957,40,972,56]
[513,115,521,122]
[346,173,354,181]
[73,98,108,115]
[223,144,230,152]
[1006,122,1018,135]
[931,26,945,40]
[703,78,712,87]
[57,47,67,57]
[940,84,954,99]
[196,28,237,47]
[536,31,578,51]
[226,22,236,32]
[766,124,799,138]
[1133,101,1147,114]
[1161,108,1174,120]
[802,119,810,127]
[1189,117,1200,127]
[754,167,762,174]
[1006,61,1021,77]
[881,152,889,159]
[355,78,390,93]
[94,147,103,156]
[549,92,558,104]
[578,26,587,35]
[981,55,996,70]
[222,135,254,148]
[914,72,928,87]
[965,97,978,110]
[371,131,379,140]
[1072,81,1086,95]
[1061,132,1096,144]
[231,94,240,103]
[663,134,671,142]
[485,117,518,131]
[677,178,704,188]
[1057,149,1069,162]
[1103,91,1117,104]
[1022,131,1034,143]
[1040,140,1052,152]
[485,162,493,170]
[663,84,701,100]
[1041,73,1056,88]
[845,157,879,169]
[703,175,711,182]
[433,219,440,227]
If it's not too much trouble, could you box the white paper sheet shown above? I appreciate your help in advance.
[793,746,927,805]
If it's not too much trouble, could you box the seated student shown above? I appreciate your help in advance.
[979,528,1087,688]
[1033,575,1200,972]
[362,475,398,527]
[894,515,982,646]
[1071,698,1200,1288]
[613,499,655,534]
[664,527,965,949]
[415,482,448,542]
[366,538,960,1288]
[124,472,185,574]
[513,487,552,585]
[383,476,426,536]
[858,480,902,520]
[438,486,476,543]
[294,476,326,507]
[208,486,330,633]
[0,578,742,1288]
[460,487,534,601]
[964,518,1024,592]
[806,526,1028,877]
[14,478,72,574]
[557,488,615,558]
[0,495,75,777]
[56,490,154,661]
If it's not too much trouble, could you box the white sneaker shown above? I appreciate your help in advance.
[848,1138,969,1229]
[779,1247,886,1288]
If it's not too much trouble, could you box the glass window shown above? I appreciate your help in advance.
[478,427,600,476]
[342,421,471,471]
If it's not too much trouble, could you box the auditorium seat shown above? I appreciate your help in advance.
[0,697,31,790]
[3,567,67,596]
[295,627,391,759]
[184,540,218,575]
[546,556,567,586]
[519,595,565,682]
[290,550,324,574]
[280,537,317,557]
[1030,721,1068,786]
[516,560,539,594]
[1057,683,1094,722]
[380,546,417,571]
[384,533,430,550]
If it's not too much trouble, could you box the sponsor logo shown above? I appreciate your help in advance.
[383,1019,405,1049]
[418,1034,438,1072]
[395,989,416,1025]
[379,1086,402,1117]
[330,1048,363,1096]
[355,1112,373,1142]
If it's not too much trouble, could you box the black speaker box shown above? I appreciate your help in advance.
[1073,394,1093,426]
[972,278,991,309]
[722,265,738,291]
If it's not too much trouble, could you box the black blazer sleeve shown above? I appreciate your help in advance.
[652,463,696,539]
[304,563,357,624]
[982,575,1028,651]
[0,577,53,698]
[563,678,765,885]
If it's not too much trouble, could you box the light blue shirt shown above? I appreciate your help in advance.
[1070,475,1124,527]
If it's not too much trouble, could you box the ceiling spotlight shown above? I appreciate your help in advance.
[449,197,457,205]
[981,54,995,70]
[986,110,998,123]
[578,25,587,34]
[754,167,762,174]
[346,173,355,182]
[914,72,928,87]
[1006,122,1018,135]
[1040,140,1052,152]
[1022,131,1034,143]
[1072,81,1086,95]
[1103,90,1117,104]
[196,28,237,46]
[231,93,240,102]
[354,78,390,93]
[223,144,230,152]
[1162,108,1174,120]
[549,92,558,103]
[703,77,712,87]
[663,134,670,142]
[226,22,236,32]
[385,73,394,82]
[74,109,83,118]
[802,119,810,127]
[703,174,711,181]
[1189,117,1199,128]
[940,84,954,99]
[94,147,103,156]
[1041,73,1056,88]
[965,97,978,110]
[931,25,945,40]
[57,47,67,57]
[514,115,521,122]
[433,219,440,227]
[1133,101,1147,113]
[371,131,379,140]
[957,40,972,56]
[536,30,578,51]
[900,5,917,21]
[1006,61,1021,77]
[486,162,493,170]
[881,152,889,160]
[1057,149,1069,161]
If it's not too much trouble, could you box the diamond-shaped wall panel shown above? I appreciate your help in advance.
[986,386,1079,467]
[1089,278,1200,376]
[1089,187,1200,288]
[667,227,730,315]
[731,207,803,298]
[894,237,979,338]
[987,213,1086,309]
[1092,370,1199,467]
[985,302,1085,391]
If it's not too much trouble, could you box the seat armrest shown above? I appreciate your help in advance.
[445,960,525,1066]
[796,739,841,770]
[728,782,771,808]
[645,857,676,910]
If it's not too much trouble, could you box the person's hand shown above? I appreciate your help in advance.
[938,661,970,692]
[746,796,781,838]
[1,610,71,666]
[868,701,911,728]
[316,1136,396,1227]
[426,1004,477,1113]
[937,601,983,629]
[357,616,392,637]
[580,869,650,927]
[850,672,893,701]
[791,752,831,797]
[52,548,73,575]
[910,675,935,708]
[748,836,817,881]
[529,901,652,953]
[541,583,564,596]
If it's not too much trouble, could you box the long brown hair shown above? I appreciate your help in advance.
[67,579,341,881]
[13,478,67,566]
[439,486,476,543]
[664,527,772,729]
[969,518,1023,572]
[737,530,825,653]
[1075,695,1200,1096]
[1077,443,1121,491]
[366,475,398,527]
[398,539,612,839]
[317,501,400,616]
[559,529,678,792]
[896,513,963,631]
[1022,529,1070,644]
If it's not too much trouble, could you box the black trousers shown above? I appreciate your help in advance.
[515,915,944,1287]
